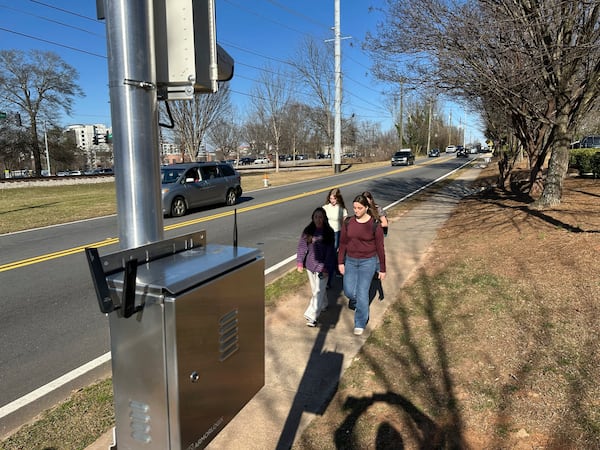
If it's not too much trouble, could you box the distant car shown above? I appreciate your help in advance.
[428,148,440,157]
[253,158,270,165]
[239,157,255,165]
[92,168,114,175]
[456,148,469,158]
[391,149,415,166]
[445,145,457,153]
[468,147,478,154]
[161,162,242,217]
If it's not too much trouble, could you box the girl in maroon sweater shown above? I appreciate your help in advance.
[338,195,386,335]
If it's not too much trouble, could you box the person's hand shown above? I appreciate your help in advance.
[338,264,345,275]
[297,266,304,273]
[378,272,386,281]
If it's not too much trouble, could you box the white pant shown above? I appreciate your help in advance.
[303,270,329,322]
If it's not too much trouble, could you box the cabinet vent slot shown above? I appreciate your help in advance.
[219,309,239,361]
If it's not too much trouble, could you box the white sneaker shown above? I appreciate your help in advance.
[306,320,317,327]
[353,327,364,336]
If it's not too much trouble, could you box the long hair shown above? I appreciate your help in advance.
[353,194,380,222]
[303,207,335,244]
[325,187,346,209]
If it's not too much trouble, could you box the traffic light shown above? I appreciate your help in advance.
[0,111,6,119]
[106,131,112,144]
[93,134,99,145]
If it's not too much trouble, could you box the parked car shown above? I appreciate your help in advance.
[391,149,415,166]
[445,145,457,153]
[253,157,270,165]
[161,162,242,217]
[428,148,440,157]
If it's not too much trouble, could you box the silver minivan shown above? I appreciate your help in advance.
[161,162,242,217]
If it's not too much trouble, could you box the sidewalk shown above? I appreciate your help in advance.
[86,167,483,450]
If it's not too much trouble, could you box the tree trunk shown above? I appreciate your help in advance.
[532,115,571,209]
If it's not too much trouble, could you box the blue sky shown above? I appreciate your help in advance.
[0,0,483,143]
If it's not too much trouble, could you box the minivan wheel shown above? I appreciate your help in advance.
[170,197,187,217]
[225,189,237,206]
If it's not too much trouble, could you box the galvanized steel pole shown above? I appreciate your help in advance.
[103,0,164,249]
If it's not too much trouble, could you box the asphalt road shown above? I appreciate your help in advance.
[0,155,470,435]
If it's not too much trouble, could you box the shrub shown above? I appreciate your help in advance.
[569,148,600,175]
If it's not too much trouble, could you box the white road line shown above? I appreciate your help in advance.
[0,352,111,419]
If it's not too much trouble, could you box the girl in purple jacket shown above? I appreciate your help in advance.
[296,207,336,327]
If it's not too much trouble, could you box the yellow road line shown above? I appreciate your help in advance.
[0,165,417,272]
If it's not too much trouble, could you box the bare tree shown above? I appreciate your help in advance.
[279,102,313,159]
[250,65,293,172]
[0,50,84,176]
[366,0,600,207]
[208,113,242,161]
[164,83,231,161]
[289,37,335,154]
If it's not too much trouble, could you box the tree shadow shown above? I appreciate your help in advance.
[275,276,345,449]
[327,268,469,449]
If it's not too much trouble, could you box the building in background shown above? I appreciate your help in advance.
[65,124,113,169]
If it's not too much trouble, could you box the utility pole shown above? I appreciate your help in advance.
[333,0,342,173]
[426,100,432,154]
[448,111,452,146]
[399,82,404,147]
[44,122,51,176]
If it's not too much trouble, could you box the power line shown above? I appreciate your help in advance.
[0,26,106,59]
[29,0,101,23]
[0,4,104,37]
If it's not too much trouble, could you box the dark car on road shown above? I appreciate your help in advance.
[161,162,242,217]
[391,149,415,166]
[239,157,255,165]
[428,148,440,157]
[456,147,469,158]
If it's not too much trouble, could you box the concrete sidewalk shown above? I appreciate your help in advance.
[86,167,482,450]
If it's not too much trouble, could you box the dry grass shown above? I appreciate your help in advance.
[0,183,117,233]
[294,168,600,449]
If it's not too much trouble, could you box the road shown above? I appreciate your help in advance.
[0,155,470,435]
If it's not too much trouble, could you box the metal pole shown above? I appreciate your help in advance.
[104,0,163,249]
[44,122,51,176]
[333,0,342,173]
[426,101,432,155]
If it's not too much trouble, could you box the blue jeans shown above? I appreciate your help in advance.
[343,256,377,328]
